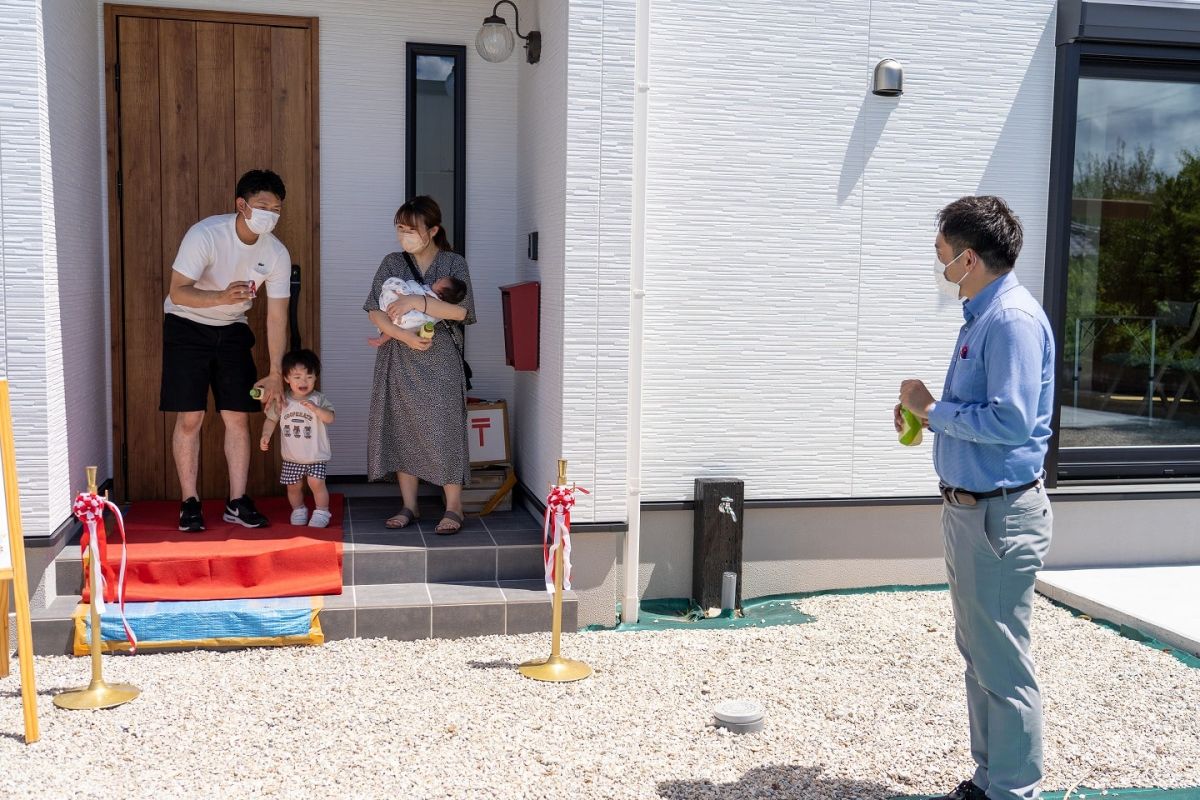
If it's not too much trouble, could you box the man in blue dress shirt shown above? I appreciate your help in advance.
[896,196,1055,800]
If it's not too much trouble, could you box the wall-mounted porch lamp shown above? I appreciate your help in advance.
[872,58,903,96]
[476,1,542,64]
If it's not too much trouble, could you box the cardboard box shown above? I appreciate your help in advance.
[417,465,514,513]
[467,401,510,466]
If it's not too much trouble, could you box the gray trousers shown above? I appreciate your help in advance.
[942,484,1053,800]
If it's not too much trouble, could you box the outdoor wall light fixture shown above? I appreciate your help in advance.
[872,58,903,96]
[476,1,541,64]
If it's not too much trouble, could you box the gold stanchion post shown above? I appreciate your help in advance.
[54,467,140,710]
[519,459,592,682]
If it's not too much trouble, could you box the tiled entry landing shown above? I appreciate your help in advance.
[35,497,573,654]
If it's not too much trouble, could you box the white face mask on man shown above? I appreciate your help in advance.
[243,204,280,235]
[934,250,970,299]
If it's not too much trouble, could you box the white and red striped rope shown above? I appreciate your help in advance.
[73,493,137,653]
[543,483,588,595]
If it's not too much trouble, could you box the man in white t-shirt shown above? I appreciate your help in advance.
[161,169,291,532]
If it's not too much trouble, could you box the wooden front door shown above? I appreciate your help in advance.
[105,5,320,502]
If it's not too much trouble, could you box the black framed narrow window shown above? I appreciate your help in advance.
[406,43,466,255]
[1045,3,1200,482]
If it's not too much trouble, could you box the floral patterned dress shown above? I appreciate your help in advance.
[363,250,475,485]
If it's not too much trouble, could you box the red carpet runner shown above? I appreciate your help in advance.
[83,495,344,602]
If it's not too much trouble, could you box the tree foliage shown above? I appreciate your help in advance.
[1068,141,1200,375]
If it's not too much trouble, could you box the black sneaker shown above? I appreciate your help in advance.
[934,781,988,800]
[223,495,270,528]
[179,497,205,532]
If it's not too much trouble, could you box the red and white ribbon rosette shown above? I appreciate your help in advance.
[543,483,589,595]
[73,492,137,652]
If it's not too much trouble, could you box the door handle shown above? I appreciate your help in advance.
[288,264,301,351]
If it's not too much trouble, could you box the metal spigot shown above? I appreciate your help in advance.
[718,496,737,523]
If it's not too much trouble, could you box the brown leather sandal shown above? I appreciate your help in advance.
[434,509,464,535]
[385,507,419,529]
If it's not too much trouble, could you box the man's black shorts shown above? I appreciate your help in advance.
[160,314,259,413]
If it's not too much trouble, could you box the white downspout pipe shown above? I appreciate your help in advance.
[623,0,650,624]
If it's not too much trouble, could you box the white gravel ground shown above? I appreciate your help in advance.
[2,589,1198,800]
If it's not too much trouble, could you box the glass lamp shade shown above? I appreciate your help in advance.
[476,21,515,63]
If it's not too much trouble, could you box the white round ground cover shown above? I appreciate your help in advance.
[1,590,1197,800]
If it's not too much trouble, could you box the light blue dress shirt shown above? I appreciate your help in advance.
[928,271,1055,493]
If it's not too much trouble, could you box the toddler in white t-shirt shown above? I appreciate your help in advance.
[259,349,336,527]
[366,275,468,347]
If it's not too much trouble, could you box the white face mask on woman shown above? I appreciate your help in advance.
[399,232,427,253]
[244,205,279,235]
[934,250,970,299]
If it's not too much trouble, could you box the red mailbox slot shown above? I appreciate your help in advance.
[499,281,540,371]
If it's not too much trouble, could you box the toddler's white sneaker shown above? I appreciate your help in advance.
[308,508,332,528]
[289,506,310,526]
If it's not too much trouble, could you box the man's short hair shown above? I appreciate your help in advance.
[236,169,286,202]
[282,348,320,376]
[937,195,1023,272]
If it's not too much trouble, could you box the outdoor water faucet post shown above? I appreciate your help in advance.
[692,478,744,617]
[720,571,737,615]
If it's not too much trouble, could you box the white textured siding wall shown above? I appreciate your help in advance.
[850,0,1056,496]
[44,0,107,511]
[515,0,567,496]
[588,1,635,522]
[514,0,634,522]
[559,0,635,521]
[94,0,520,476]
[0,0,75,538]
[638,0,1057,501]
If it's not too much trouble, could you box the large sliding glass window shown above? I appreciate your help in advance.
[1064,68,1200,444]
[1054,55,1200,479]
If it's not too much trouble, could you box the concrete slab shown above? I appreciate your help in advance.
[1037,565,1200,658]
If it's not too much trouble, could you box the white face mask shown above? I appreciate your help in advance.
[399,232,427,253]
[244,205,279,235]
[934,250,969,299]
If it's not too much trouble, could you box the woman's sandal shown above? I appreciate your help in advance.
[434,509,464,535]
[385,507,420,529]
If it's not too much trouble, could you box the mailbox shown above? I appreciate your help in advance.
[499,281,540,371]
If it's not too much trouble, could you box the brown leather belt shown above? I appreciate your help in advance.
[939,478,1040,507]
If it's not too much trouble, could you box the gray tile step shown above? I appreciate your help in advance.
[26,595,82,656]
[324,580,578,642]
[55,500,548,595]
[25,581,576,654]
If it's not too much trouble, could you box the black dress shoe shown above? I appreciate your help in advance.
[178,496,205,532]
[934,780,987,800]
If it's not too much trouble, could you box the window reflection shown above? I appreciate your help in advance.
[1062,75,1200,448]
[413,54,458,249]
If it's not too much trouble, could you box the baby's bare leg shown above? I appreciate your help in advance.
[286,481,305,509]
[308,476,329,511]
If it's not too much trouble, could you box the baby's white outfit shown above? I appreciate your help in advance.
[378,277,439,330]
